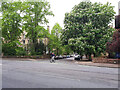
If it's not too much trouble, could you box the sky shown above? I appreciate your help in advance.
[47,0,120,30]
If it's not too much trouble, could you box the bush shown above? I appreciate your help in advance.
[16,47,27,56]
[2,42,27,56]
[2,43,17,56]
[35,42,45,55]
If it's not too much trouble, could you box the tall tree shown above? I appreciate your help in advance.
[49,23,62,55]
[61,1,115,60]
[2,2,22,43]
[2,2,23,55]
[22,1,54,55]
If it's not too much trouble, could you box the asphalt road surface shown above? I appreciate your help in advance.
[2,58,119,88]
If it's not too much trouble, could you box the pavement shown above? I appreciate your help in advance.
[75,61,120,68]
[2,57,120,68]
[61,57,120,68]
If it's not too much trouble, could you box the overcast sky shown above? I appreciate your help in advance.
[47,0,120,30]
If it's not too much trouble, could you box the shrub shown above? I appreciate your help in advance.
[15,47,26,56]
[2,43,17,56]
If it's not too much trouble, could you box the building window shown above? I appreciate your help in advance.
[23,33,25,39]
[28,40,29,43]
[23,40,25,44]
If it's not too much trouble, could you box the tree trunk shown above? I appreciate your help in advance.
[48,48,50,54]
[88,54,92,61]
[80,55,83,60]
[57,48,59,55]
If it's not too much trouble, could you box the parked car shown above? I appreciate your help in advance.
[74,55,81,60]
[70,55,74,57]
[63,55,67,58]
[59,55,63,59]
[115,53,120,59]
[66,55,70,58]
[54,55,63,60]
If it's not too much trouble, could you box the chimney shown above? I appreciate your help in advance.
[47,26,50,34]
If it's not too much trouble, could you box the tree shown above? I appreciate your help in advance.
[22,1,54,55]
[2,1,53,56]
[2,2,23,55]
[106,29,120,58]
[61,1,115,60]
[2,2,22,43]
[48,23,63,55]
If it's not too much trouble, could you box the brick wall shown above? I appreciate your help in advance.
[2,55,51,59]
[93,58,120,64]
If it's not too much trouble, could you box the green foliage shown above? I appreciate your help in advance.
[35,41,46,55]
[2,2,23,43]
[22,1,54,53]
[2,42,17,56]
[16,47,26,56]
[48,23,63,55]
[2,2,24,56]
[51,23,62,37]
[62,1,115,58]
[62,45,73,55]
[2,40,27,56]
[2,1,54,56]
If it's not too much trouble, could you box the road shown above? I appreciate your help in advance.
[2,58,119,88]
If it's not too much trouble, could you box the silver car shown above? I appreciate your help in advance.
[74,55,81,60]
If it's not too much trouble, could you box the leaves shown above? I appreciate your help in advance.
[21,1,54,53]
[2,1,54,55]
[48,23,63,55]
[2,2,23,43]
[62,1,115,57]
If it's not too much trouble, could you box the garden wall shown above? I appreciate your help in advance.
[93,58,120,64]
[2,55,51,59]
